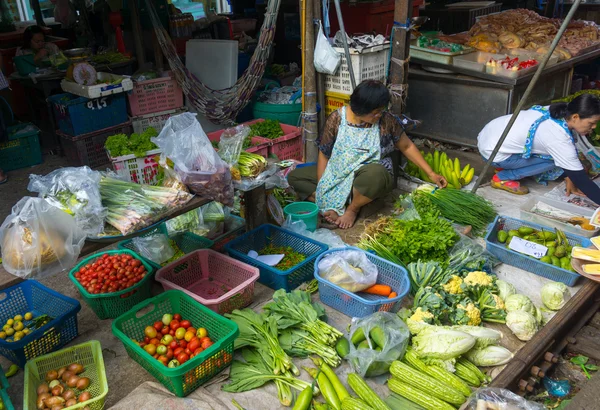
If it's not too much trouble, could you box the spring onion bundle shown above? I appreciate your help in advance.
[238,152,267,177]
[414,185,496,234]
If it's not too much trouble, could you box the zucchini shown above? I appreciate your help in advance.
[389,361,465,406]
[385,393,426,410]
[351,328,367,346]
[387,378,456,410]
[347,373,391,410]
[457,357,488,383]
[336,337,350,358]
[403,349,471,397]
[454,361,481,387]
[341,397,375,410]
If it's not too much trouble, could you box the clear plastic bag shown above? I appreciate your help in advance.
[0,197,86,279]
[347,312,410,377]
[314,21,341,75]
[152,113,234,206]
[28,166,106,237]
[132,233,175,264]
[157,158,189,192]
[464,388,545,410]
[218,125,249,167]
[200,202,227,239]
[234,164,290,192]
[318,250,378,292]
[448,234,500,273]
[283,218,347,249]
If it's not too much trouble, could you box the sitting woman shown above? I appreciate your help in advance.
[288,80,446,229]
[15,25,60,65]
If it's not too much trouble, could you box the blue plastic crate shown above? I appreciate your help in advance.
[224,224,328,291]
[49,92,128,136]
[0,280,81,367]
[485,215,591,286]
[314,247,411,318]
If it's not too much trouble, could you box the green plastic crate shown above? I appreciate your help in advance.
[0,123,42,172]
[112,290,238,397]
[0,364,14,410]
[68,250,155,320]
[117,223,214,270]
[23,341,108,410]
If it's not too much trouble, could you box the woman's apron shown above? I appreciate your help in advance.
[316,107,381,215]
[523,105,576,184]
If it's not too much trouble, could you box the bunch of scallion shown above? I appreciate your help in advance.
[238,152,267,178]
[414,184,496,234]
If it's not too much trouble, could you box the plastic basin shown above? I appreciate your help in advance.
[284,202,319,232]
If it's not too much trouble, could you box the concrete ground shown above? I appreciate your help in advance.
[0,148,587,409]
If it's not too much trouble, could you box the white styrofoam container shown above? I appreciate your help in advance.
[130,107,188,135]
[61,72,133,99]
[325,44,390,95]
[519,195,599,238]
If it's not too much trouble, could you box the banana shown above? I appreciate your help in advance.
[433,150,440,173]
[464,168,475,184]
[454,157,461,175]
[451,171,461,188]
[460,164,470,179]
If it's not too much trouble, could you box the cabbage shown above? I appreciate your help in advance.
[465,345,514,366]
[452,325,503,349]
[496,279,516,301]
[505,294,536,315]
[407,318,433,335]
[541,282,570,311]
[506,310,539,341]
[412,328,476,360]
[534,306,544,326]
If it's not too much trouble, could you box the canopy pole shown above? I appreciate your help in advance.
[333,0,356,90]
[471,0,582,194]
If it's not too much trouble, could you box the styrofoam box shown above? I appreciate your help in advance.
[61,72,133,99]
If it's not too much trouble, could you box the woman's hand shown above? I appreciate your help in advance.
[566,177,586,197]
[428,171,448,188]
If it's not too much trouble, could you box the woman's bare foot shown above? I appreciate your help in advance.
[336,208,358,229]
[323,210,339,224]
[307,193,316,202]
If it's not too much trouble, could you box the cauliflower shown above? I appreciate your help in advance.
[456,303,482,326]
[410,307,434,323]
[492,294,505,310]
[443,275,464,294]
[464,271,494,287]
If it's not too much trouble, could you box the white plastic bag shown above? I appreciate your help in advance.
[464,388,545,410]
[318,250,378,292]
[132,233,175,264]
[0,197,86,279]
[314,22,341,75]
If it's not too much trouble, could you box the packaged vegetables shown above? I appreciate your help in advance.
[318,250,378,293]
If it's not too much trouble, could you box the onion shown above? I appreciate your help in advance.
[78,391,91,402]
[57,367,67,379]
[65,398,77,407]
[61,370,73,382]
[51,405,64,410]
[49,380,61,389]
[51,384,64,396]
[62,389,75,401]
[46,370,58,382]
[37,392,51,409]
[67,375,79,388]
[37,383,49,395]
[68,363,84,375]
[76,377,90,390]
[44,396,65,407]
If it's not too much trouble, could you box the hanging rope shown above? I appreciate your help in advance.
[145,0,282,124]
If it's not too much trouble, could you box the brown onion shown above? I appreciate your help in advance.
[61,370,73,382]
[65,398,77,407]
[57,367,67,379]
[67,375,79,388]
[49,380,61,389]
[46,370,58,382]
[68,363,84,375]
[37,383,49,395]
[37,392,51,410]
[62,389,75,401]
[44,396,65,407]
[76,377,90,390]
[78,391,91,402]
[51,405,64,410]
[51,384,64,396]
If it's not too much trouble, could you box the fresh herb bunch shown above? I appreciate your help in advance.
[249,120,284,140]
[105,127,158,158]
[260,245,306,271]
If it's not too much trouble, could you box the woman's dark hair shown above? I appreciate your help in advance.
[22,25,45,50]
[549,93,600,120]
[349,80,390,116]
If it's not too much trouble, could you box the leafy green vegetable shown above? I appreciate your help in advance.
[505,294,536,316]
[465,345,513,366]
[249,119,284,140]
[278,328,341,367]
[411,327,476,360]
[541,281,570,311]
[105,127,158,158]
[407,261,449,295]
[570,355,598,379]
[505,310,538,341]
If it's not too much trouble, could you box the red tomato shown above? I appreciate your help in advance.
[132,259,142,268]
[173,314,182,321]
[161,327,169,335]
[150,338,161,346]
[169,341,178,350]
[180,320,191,329]
[194,347,204,355]
[144,336,150,343]
[201,339,213,349]
[169,329,175,336]
[166,348,174,360]
[187,327,197,336]
[153,321,163,331]
[158,355,169,366]
[188,339,200,352]
[174,347,184,356]
[176,352,189,364]
[185,348,192,356]
[169,320,180,330]
[179,340,187,349]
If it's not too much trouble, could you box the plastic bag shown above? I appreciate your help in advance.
[157,158,189,192]
[0,197,86,279]
[346,312,410,377]
[318,250,378,292]
[28,167,106,236]
[464,388,545,410]
[152,113,234,206]
[132,233,175,264]
[448,234,500,273]
[314,21,341,75]
[218,125,249,167]
[283,217,347,249]
[234,164,289,192]
[200,202,227,239]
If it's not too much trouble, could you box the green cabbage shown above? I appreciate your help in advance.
[496,279,516,302]
[534,306,544,326]
[412,327,476,360]
[452,325,503,349]
[506,310,539,341]
[505,294,536,316]
[465,345,514,366]
[541,282,570,311]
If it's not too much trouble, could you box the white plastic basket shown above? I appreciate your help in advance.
[325,44,390,95]
[61,72,133,99]
[130,107,187,135]
[109,149,162,185]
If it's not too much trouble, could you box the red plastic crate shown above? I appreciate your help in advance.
[127,73,184,116]
[269,123,303,161]
[156,249,259,315]
[207,121,271,158]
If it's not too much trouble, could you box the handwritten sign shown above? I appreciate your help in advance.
[509,236,548,259]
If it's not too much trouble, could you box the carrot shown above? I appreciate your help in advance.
[363,284,391,296]
[388,292,397,299]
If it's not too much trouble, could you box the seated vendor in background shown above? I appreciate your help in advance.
[478,94,600,204]
[288,80,447,229]
[15,25,59,65]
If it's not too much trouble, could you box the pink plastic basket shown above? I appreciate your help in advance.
[156,249,260,315]
[128,74,184,116]
[269,123,303,161]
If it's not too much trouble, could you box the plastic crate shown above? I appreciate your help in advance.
[211,215,246,252]
[109,148,162,185]
[156,249,260,314]
[0,365,14,410]
[314,247,411,318]
[68,250,155,320]
[485,215,591,286]
[269,123,303,161]
[207,120,272,158]
[0,123,42,172]
[127,74,184,116]
[59,121,132,169]
[325,91,350,117]
[60,72,133,99]
[117,223,214,270]
[131,107,188,135]
[0,280,81,368]
[225,224,328,291]
[325,44,390,95]
[49,93,128,136]
[23,341,108,410]
[112,290,239,397]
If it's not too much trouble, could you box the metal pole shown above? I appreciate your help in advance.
[471,0,582,193]
[333,0,356,90]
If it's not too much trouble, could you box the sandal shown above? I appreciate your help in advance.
[490,174,528,195]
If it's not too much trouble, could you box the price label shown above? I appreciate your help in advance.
[86,97,108,111]
[509,236,548,259]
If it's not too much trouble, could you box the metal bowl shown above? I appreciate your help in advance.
[63,48,91,58]
[411,16,430,27]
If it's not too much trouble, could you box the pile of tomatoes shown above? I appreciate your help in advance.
[134,313,214,368]
[74,253,147,296]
